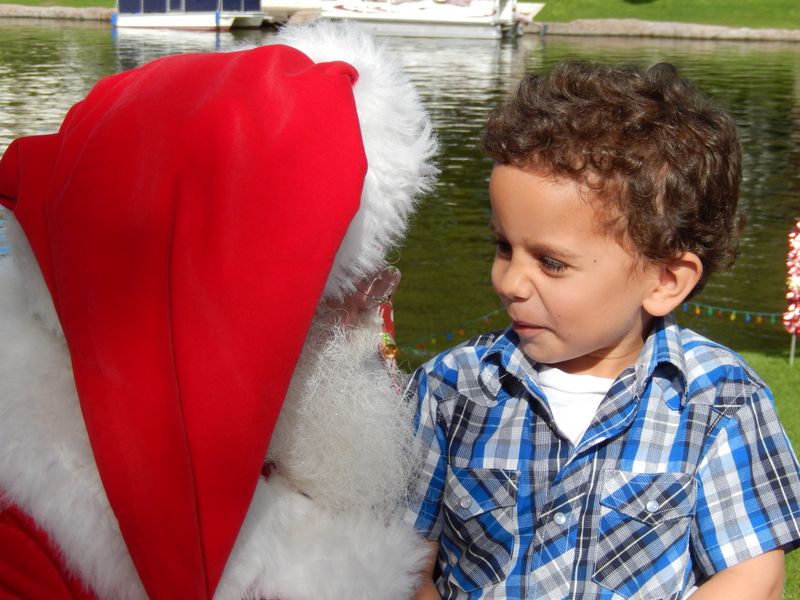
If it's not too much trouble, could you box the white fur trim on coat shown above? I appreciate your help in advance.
[217,473,429,600]
[0,213,145,600]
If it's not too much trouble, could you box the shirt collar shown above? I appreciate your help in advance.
[481,327,544,401]
[481,313,689,404]
[633,313,688,402]
[484,327,529,372]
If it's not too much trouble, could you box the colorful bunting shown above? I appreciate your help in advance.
[681,301,780,325]
[407,307,507,355]
[401,299,784,359]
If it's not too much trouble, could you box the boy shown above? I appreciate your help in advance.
[407,60,800,599]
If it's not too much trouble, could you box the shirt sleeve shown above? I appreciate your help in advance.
[691,384,800,576]
[404,365,448,540]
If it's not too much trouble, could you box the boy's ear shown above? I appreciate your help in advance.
[642,252,703,317]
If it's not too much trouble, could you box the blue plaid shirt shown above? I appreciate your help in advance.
[405,314,800,599]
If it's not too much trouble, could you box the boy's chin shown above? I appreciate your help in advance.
[517,337,593,374]
[517,339,565,368]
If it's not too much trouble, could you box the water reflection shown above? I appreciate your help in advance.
[113,26,226,68]
[0,23,798,363]
[0,20,110,142]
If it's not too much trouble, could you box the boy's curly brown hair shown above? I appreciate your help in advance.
[484,60,744,296]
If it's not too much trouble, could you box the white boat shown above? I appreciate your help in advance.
[113,0,543,38]
[113,0,273,30]
[317,0,540,39]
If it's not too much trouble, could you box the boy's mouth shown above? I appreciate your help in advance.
[511,320,546,335]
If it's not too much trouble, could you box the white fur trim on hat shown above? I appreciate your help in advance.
[275,22,438,300]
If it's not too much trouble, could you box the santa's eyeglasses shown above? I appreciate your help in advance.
[356,266,401,361]
[357,265,401,306]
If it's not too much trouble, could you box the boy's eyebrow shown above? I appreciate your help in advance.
[527,242,581,261]
[489,221,581,260]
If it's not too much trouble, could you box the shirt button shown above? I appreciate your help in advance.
[553,512,567,525]
[646,500,659,513]
[459,497,472,509]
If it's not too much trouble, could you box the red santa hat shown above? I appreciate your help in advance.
[0,22,436,600]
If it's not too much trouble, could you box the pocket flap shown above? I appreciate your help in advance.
[600,471,696,525]
[444,466,519,520]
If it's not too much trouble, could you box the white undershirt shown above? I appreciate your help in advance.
[537,366,614,447]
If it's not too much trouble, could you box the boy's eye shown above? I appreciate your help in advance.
[494,238,512,257]
[539,256,567,274]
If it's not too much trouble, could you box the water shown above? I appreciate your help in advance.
[1,21,799,368]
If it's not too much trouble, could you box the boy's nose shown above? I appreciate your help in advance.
[495,262,534,301]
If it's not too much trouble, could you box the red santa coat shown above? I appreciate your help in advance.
[0,504,97,600]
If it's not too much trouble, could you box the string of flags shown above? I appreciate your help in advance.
[399,299,785,357]
[680,301,782,325]
[401,307,507,355]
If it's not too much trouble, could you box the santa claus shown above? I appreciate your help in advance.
[0,22,437,599]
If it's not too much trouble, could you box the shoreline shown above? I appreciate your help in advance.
[0,4,113,19]
[524,19,800,42]
[1,4,799,42]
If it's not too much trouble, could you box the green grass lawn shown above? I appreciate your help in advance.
[0,0,114,7]
[538,0,800,30]
[740,350,800,598]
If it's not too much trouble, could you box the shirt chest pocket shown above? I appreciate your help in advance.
[593,471,696,599]
[441,465,519,593]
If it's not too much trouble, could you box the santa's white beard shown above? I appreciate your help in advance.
[266,306,417,520]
